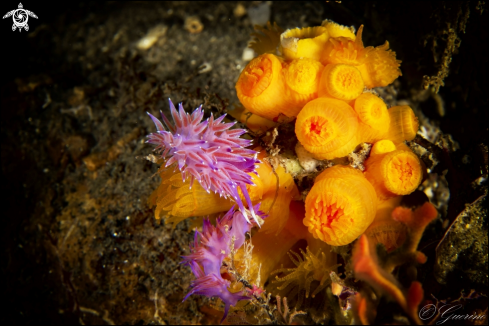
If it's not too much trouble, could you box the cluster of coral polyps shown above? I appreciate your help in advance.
[145,19,437,324]
[235,20,423,247]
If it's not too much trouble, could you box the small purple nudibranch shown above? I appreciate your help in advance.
[146,99,261,224]
[182,204,266,322]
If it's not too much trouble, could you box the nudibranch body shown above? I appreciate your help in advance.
[146,99,260,224]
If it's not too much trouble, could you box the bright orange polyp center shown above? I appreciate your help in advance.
[303,116,335,146]
[384,152,422,194]
[313,199,346,229]
[371,105,382,119]
[239,57,272,97]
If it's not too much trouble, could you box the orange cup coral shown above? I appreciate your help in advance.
[304,166,377,246]
[282,58,324,117]
[281,26,330,61]
[148,167,235,227]
[356,42,402,89]
[354,92,390,142]
[318,64,365,101]
[384,106,419,144]
[365,148,424,201]
[236,53,289,120]
[321,25,366,66]
[320,25,401,88]
[295,97,360,159]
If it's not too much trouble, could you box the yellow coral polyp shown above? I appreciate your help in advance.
[357,41,402,88]
[385,105,419,144]
[365,149,424,201]
[321,19,356,39]
[354,93,390,142]
[271,247,338,306]
[227,105,278,134]
[295,98,359,159]
[304,166,377,246]
[370,139,396,156]
[318,64,365,101]
[364,196,406,252]
[148,167,235,227]
[281,26,330,61]
[282,58,324,117]
[320,25,369,66]
[236,53,288,120]
[149,152,277,227]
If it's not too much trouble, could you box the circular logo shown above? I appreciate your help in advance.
[419,304,437,320]
[14,10,28,27]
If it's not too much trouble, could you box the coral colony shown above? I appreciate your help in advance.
[146,19,440,324]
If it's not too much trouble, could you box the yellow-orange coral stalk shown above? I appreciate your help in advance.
[148,167,235,227]
[227,106,278,134]
[295,98,360,160]
[282,58,324,117]
[354,93,390,142]
[236,53,289,120]
[234,200,308,287]
[259,164,300,235]
[304,166,377,246]
[281,26,330,61]
[365,149,424,201]
[385,106,419,144]
[370,139,396,156]
[318,64,365,101]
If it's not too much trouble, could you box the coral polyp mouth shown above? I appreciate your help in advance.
[304,166,377,246]
[384,151,423,195]
[313,196,349,230]
[303,116,335,147]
